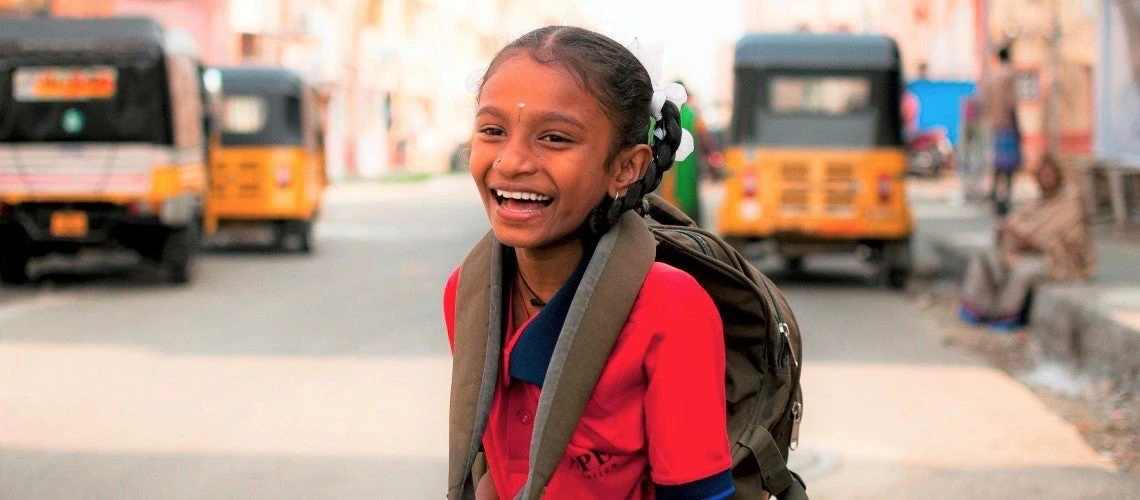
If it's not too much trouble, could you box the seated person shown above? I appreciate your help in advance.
[959,154,1097,331]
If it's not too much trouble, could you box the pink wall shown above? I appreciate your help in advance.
[112,0,236,65]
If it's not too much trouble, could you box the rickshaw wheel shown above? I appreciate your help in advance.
[785,256,805,273]
[880,240,912,290]
[275,221,313,253]
[296,220,313,254]
[0,251,30,285]
[161,222,199,285]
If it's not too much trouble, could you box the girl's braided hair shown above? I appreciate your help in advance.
[478,26,684,238]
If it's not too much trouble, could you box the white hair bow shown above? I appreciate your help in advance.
[627,38,694,162]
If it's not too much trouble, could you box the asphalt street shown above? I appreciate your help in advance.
[1,176,1136,499]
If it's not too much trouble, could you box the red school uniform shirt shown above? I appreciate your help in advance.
[444,262,734,499]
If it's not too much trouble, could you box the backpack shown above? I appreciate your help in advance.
[447,194,807,500]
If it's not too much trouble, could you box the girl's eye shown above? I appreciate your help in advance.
[478,126,505,137]
[540,133,572,144]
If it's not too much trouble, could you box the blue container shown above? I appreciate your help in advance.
[905,79,977,146]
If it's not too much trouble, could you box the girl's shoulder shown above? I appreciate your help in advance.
[635,262,716,313]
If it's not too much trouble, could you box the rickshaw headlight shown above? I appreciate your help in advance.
[742,170,758,198]
[877,173,892,203]
[275,166,293,187]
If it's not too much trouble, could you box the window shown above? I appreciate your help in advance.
[222,95,267,134]
[769,76,871,115]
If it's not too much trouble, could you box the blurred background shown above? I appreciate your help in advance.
[1,0,1138,499]
[0,0,1120,179]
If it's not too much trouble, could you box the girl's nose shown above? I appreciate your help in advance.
[493,141,537,176]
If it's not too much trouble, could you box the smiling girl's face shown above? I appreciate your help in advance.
[471,55,628,250]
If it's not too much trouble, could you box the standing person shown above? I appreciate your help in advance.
[443,27,733,499]
[959,154,1096,331]
[979,44,1022,216]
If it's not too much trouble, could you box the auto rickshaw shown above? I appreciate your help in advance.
[719,33,913,288]
[0,17,216,284]
[207,66,325,252]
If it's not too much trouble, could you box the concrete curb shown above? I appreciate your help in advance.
[929,235,1140,394]
[1029,285,1140,394]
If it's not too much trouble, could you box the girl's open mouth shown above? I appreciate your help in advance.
[493,189,554,214]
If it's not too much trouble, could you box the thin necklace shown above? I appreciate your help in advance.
[516,269,547,308]
[515,283,535,321]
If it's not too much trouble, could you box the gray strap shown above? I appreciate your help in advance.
[517,213,657,499]
[448,235,503,500]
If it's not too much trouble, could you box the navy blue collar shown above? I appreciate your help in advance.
[505,247,591,387]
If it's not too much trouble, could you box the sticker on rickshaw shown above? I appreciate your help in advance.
[50,210,89,238]
[13,66,118,102]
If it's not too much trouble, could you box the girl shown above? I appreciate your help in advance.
[444,26,733,499]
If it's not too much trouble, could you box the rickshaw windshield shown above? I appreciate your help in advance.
[732,69,901,148]
[0,57,171,144]
[219,92,302,147]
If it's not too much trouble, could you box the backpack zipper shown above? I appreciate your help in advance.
[757,277,797,369]
[790,400,802,451]
[673,228,713,257]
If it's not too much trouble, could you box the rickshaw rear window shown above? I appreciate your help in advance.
[222,95,267,134]
[219,93,302,146]
[770,76,870,115]
[0,60,170,144]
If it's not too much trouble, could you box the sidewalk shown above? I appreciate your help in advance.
[911,177,1140,394]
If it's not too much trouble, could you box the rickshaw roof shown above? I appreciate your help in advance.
[0,17,166,55]
[735,33,899,71]
[215,66,308,95]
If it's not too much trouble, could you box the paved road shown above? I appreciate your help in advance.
[1,176,1135,499]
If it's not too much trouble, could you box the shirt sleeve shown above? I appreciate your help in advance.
[443,267,460,353]
[643,269,734,497]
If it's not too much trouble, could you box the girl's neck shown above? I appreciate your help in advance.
[514,236,585,301]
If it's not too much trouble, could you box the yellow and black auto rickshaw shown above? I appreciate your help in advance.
[718,33,913,288]
[0,17,216,284]
[207,66,325,252]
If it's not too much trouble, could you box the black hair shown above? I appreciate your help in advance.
[997,44,1011,63]
[479,26,683,238]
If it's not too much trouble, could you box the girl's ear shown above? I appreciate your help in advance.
[609,144,654,197]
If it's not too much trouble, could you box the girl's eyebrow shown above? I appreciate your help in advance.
[534,111,585,130]
[475,105,509,120]
[476,106,585,130]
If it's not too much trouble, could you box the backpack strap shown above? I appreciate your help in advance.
[643,193,697,228]
[738,425,808,500]
[518,211,657,499]
[448,232,503,500]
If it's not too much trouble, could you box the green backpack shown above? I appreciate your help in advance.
[447,195,807,499]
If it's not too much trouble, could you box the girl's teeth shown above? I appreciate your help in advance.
[496,190,550,201]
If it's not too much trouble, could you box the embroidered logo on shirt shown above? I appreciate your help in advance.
[568,450,618,479]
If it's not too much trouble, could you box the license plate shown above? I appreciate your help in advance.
[50,210,89,238]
